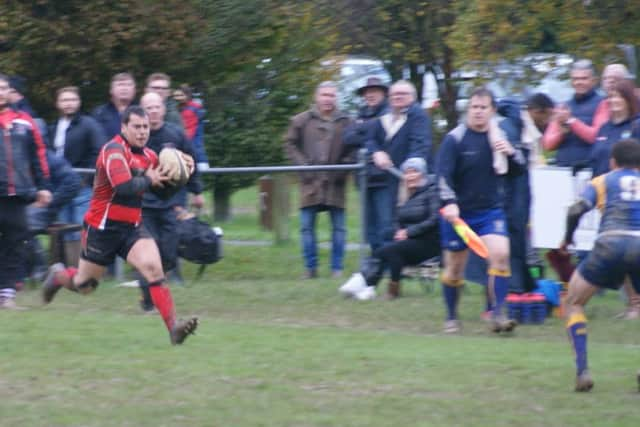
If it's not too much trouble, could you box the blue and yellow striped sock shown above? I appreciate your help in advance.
[441,277,464,321]
[567,312,588,375]
[488,268,510,317]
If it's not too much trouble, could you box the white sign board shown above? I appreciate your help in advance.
[530,166,600,250]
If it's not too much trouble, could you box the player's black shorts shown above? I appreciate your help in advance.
[80,221,152,266]
[578,232,640,292]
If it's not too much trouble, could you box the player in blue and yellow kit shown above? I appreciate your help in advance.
[437,88,526,334]
[561,139,640,392]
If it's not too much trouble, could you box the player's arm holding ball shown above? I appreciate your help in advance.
[145,163,171,187]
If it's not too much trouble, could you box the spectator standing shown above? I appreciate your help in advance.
[145,73,183,132]
[174,84,210,171]
[8,75,36,117]
[9,75,49,139]
[521,93,555,165]
[49,86,107,229]
[92,72,137,139]
[0,73,52,309]
[342,76,390,251]
[437,87,526,334]
[601,64,632,100]
[542,60,603,167]
[590,80,640,176]
[363,80,432,252]
[284,81,352,279]
[138,92,204,312]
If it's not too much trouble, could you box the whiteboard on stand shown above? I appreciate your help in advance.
[529,166,600,250]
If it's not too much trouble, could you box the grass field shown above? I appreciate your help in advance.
[2,186,640,427]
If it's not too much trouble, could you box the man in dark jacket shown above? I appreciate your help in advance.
[0,73,51,309]
[25,150,81,281]
[92,72,137,139]
[343,77,389,249]
[364,80,432,253]
[285,81,353,279]
[50,86,107,228]
[138,92,204,312]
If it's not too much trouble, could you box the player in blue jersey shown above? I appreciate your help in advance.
[560,139,640,392]
[437,87,526,334]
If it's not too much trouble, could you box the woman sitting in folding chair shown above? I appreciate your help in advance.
[339,157,441,300]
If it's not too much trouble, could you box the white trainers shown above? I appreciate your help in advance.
[354,286,377,301]
[443,319,461,334]
[339,273,367,298]
[0,296,25,310]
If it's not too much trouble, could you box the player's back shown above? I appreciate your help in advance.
[596,169,640,233]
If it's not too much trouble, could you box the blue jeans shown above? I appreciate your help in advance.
[57,186,92,241]
[366,186,394,252]
[300,205,345,271]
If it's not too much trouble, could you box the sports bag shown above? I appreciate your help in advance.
[176,215,223,278]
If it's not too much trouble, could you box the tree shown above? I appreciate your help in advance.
[190,0,335,221]
[318,0,460,133]
[0,1,202,119]
[449,0,640,72]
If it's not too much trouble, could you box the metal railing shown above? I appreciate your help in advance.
[74,149,370,279]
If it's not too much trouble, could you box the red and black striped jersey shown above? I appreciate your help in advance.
[84,135,157,228]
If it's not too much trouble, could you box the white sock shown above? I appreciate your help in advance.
[0,288,16,299]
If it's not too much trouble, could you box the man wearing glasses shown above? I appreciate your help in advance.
[145,73,183,132]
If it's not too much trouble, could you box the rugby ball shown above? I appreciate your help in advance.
[158,148,191,186]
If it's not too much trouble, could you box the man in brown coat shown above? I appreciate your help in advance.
[285,81,353,279]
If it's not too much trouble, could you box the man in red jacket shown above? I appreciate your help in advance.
[0,73,51,309]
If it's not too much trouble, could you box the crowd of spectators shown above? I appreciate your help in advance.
[284,58,640,333]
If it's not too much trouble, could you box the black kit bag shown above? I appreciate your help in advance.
[176,215,223,279]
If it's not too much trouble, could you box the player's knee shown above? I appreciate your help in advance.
[565,289,587,307]
[75,278,99,295]
[139,259,164,278]
[441,274,464,287]
[443,264,465,280]
[488,251,510,270]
